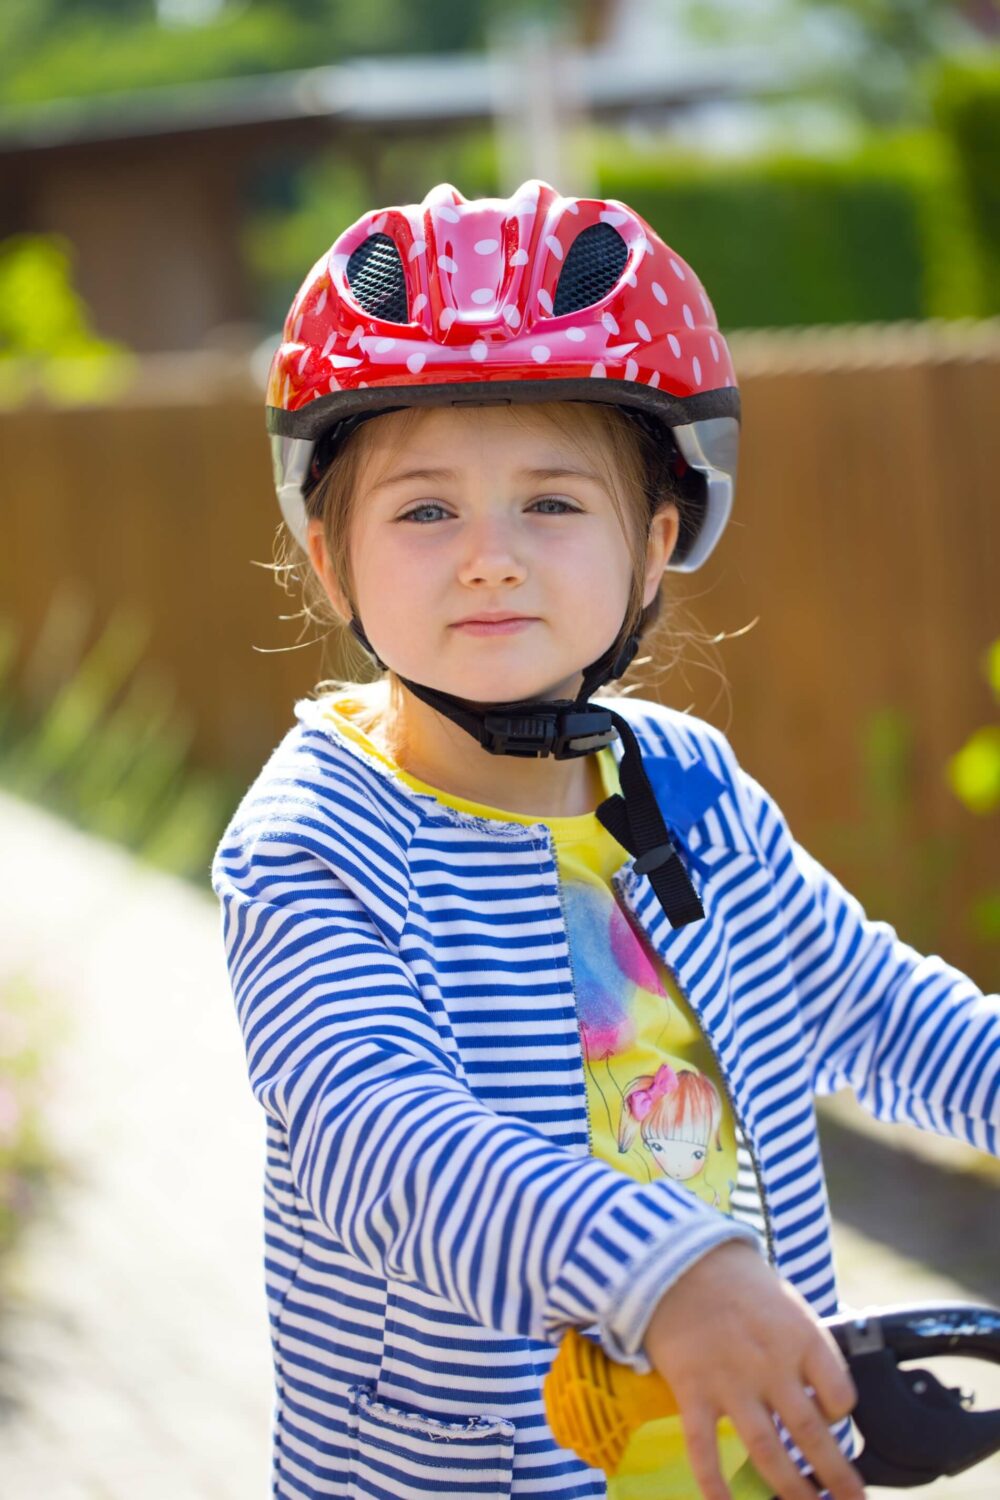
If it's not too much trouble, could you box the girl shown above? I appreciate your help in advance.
[618,1064,727,1205]
[212,180,999,1500]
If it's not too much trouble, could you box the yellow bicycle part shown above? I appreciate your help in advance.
[544,1325,680,1474]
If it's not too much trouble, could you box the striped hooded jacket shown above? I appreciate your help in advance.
[211,692,1000,1499]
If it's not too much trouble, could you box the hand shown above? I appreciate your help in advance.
[643,1240,864,1500]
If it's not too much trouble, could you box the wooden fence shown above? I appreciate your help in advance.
[2,321,998,984]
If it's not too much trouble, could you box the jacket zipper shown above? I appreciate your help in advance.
[655,947,777,1266]
[614,870,778,1267]
[547,837,594,1159]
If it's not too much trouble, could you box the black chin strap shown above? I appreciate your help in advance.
[347,616,705,928]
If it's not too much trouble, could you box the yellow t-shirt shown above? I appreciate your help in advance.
[321,693,769,1499]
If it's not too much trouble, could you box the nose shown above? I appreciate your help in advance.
[456,513,528,588]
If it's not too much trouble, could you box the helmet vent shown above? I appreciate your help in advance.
[553,223,628,315]
[345,233,408,322]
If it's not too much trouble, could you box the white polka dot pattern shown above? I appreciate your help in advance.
[271,178,738,429]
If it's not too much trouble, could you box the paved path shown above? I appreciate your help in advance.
[0,790,996,1498]
[0,791,272,1498]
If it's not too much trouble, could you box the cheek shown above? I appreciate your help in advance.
[350,528,441,645]
[558,520,634,594]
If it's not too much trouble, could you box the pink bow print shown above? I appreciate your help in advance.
[628,1063,678,1121]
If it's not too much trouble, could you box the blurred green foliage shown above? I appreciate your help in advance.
[934,54,1000,314]
[0,234,134,406]
[679,0,990,126]
[0,585,241,884]
[0,972,71,1270]
[0,0,570,106]
[594,129,984,325]
[946,640,1000,817]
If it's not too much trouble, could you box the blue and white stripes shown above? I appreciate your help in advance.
[212,694,999,1498]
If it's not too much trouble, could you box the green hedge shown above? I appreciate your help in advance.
[250,124,987,332]
[593,131,984,328]
[934,55,1000,316]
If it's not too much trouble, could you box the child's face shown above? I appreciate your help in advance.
[308,403,679,704]
[648,1134,708,1181]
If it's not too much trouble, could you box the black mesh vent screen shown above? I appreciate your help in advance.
[345,233,408,322]
[553,223,628,315]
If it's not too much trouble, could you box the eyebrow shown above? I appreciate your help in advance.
[374,464,604,488]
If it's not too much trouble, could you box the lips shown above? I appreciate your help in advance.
[452,617,537,636]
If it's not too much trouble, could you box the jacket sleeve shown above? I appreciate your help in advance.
[722,755,1000,1158]
[212,827,763,1373]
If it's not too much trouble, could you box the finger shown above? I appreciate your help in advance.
[679,1403,732,1500]
[725,1399,819,1500]
[778,1388,865,1500]
[803,1336,859,1424]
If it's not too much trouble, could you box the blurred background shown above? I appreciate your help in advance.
[0,2,998,1496]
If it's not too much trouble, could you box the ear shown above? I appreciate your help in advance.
[306,517,351,623]
[642,501,680,608]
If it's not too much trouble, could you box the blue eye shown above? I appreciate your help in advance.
[398,503,448,523]
[532,497,578,515]
[398,497,580,523]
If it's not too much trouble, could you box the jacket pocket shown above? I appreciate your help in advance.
[346,1385,516,1498]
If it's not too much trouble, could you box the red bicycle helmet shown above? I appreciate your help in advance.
[266,178,739,572]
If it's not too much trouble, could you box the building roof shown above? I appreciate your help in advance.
[0,45,783,156]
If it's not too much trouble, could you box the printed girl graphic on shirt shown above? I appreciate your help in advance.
[618,1063,725,1206]
[562,881,733,1209]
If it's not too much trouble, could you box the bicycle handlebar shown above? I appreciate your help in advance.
[827,1301,1000,1488]
[543,1300,1000,1490]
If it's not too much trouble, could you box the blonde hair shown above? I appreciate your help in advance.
[271,400,735,740]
